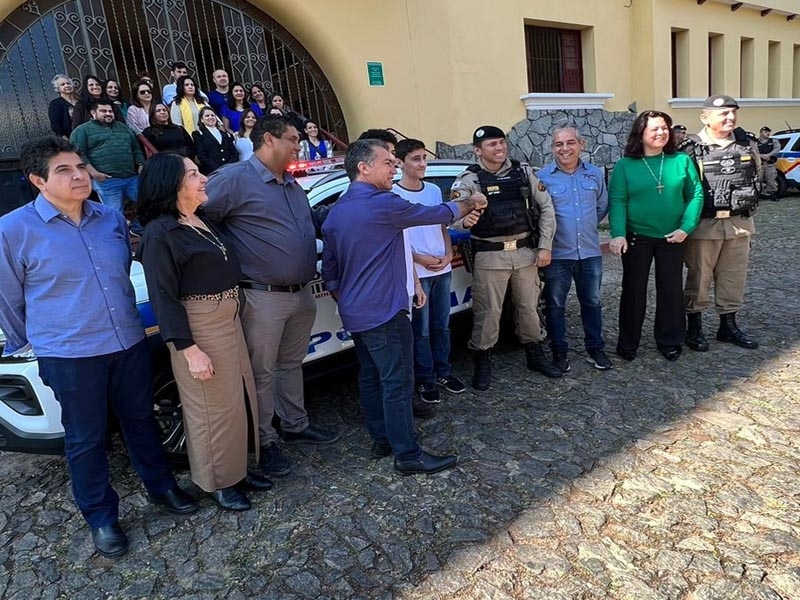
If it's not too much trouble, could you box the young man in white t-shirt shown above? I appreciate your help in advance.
[393,139,466,403]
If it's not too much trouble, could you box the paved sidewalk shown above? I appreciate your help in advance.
[1,199,799,599]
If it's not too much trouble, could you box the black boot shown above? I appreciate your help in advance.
[471,349,492,391]
[524,342,562,379]
[716,313,758,349]
[685,312,709,352]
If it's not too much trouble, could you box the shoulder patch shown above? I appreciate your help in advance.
[449,188,469,201]
[537,182,547,192]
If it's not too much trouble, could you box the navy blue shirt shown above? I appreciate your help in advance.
[321,181,459,333]
[0,195,144,357]
[538,160,608,260]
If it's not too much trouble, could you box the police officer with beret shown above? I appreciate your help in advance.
[673,124,688,149]
[452,125,560,390]
[682,94,761,352]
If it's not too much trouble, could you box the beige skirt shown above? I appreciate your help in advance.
[169,296,259,492]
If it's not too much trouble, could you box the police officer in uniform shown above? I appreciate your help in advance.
[682,94,760,351]
[452,125,560,390]
[673,124,688,148]
[756,126,780,200]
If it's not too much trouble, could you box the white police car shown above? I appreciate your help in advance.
[0,159,474,456]
[772,129,800,197]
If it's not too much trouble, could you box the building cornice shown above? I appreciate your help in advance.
[669,97,800,109]
[520,93,615,111]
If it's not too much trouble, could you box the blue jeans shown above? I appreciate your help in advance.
[543,256,605,353]
[412,271,452,384]
[351,311,420,462]
[38,339,176,527]
[92,175,139,212]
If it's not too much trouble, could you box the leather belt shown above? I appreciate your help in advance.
[240,281,307,293]
[471,236,535,253]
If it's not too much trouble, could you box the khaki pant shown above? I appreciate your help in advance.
[469,259,544,350]
[761,162,778,195]
[684,236,750,314]
[240,286,316,446]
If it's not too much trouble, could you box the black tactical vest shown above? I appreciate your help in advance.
[687,133,759,216]
[468,161,538,238]
[757,139,774,155]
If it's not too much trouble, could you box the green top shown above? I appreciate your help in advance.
[608,152,703,239]
[70,120,145,179]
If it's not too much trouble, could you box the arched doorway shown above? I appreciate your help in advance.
[0,0,347,163]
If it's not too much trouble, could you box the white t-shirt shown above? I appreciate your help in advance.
[393,181,452,279]
[235,135,253,161]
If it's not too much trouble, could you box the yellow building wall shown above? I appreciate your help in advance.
[0,0,798,145]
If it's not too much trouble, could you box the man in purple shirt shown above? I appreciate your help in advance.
[321,139,486,475]
[0,137,197,559]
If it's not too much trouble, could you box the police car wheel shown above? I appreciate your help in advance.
[152,368,188,466]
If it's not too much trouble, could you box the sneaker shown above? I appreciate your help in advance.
[552,352,571,373]
[280,423,340,445]
[417,382,441,404]
[586,349,613,370]
[412,397,436,419]
[435,375,466,394]
[259,442,292,477]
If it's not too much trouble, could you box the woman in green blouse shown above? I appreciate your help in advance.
[608,110,704,361]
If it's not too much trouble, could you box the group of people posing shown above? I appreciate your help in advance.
[0,91,762,559]
[47,64,334,211]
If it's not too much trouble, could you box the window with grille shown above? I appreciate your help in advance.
[525,25,584,93]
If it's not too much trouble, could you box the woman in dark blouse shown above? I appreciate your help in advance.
[48,74,77,138]
[193,107,238,175]
[136,153,271,511]
[142,103,196,159]
[71,74,123,127]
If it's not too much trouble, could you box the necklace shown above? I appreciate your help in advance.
[642,153,665,194]
[180,218,228,261]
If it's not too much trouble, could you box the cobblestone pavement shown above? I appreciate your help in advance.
[2,198,800,600]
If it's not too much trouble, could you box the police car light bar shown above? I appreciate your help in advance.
[288,156,345,176]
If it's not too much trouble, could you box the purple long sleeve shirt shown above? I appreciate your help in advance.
[321,181,460,333]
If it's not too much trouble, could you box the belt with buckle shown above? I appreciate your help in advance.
[240,281,307,293]
[471,236,535,253]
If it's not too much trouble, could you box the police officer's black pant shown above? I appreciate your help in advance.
[617,233,686,354]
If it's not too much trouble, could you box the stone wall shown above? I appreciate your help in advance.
[436,108,637,171]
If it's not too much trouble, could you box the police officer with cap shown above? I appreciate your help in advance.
[756,125,780,200]
[673,124,688,149]
[452,125,560,390]
[682,94,761,351]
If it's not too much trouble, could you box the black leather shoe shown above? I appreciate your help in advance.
[240,470,274,492]
[717,313,759,349]
[524,342,562,378]
[210,487,251,511]
[394,451,457,475]
[259,442,293,478]
[150,486,199,515]
[412,398,436,419]
[91,522,129,558]
[686,313,709,352]
[659,346,682,361]
[281,424,340,445]
[371,439,392,459]
[615,348,637,361]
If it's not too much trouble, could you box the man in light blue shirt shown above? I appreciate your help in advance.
[538,125,611,373]
[0,136,196,558]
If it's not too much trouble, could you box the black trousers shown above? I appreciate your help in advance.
[617,233,686,353]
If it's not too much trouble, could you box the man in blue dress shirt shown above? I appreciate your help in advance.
[0,136,197,558]
[537,125,612,373]
[321,139,486,475]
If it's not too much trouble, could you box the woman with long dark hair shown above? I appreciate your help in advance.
[608,110,704,361]
[193,106,238,175]
[220,82,248,133]
[299,120,333,160]
[48,74,77,139]
[125,80,154,134]
[170,75,210,135]
[104,78,129,120]
[234,108,258,161]
[142,103,195,159]
[136,153,271,511]
[249,83,269,117]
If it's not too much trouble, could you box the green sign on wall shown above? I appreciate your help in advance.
[367,62,385,86]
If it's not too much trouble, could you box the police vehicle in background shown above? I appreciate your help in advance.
[771,129,800,198]
[0,159,474,457]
